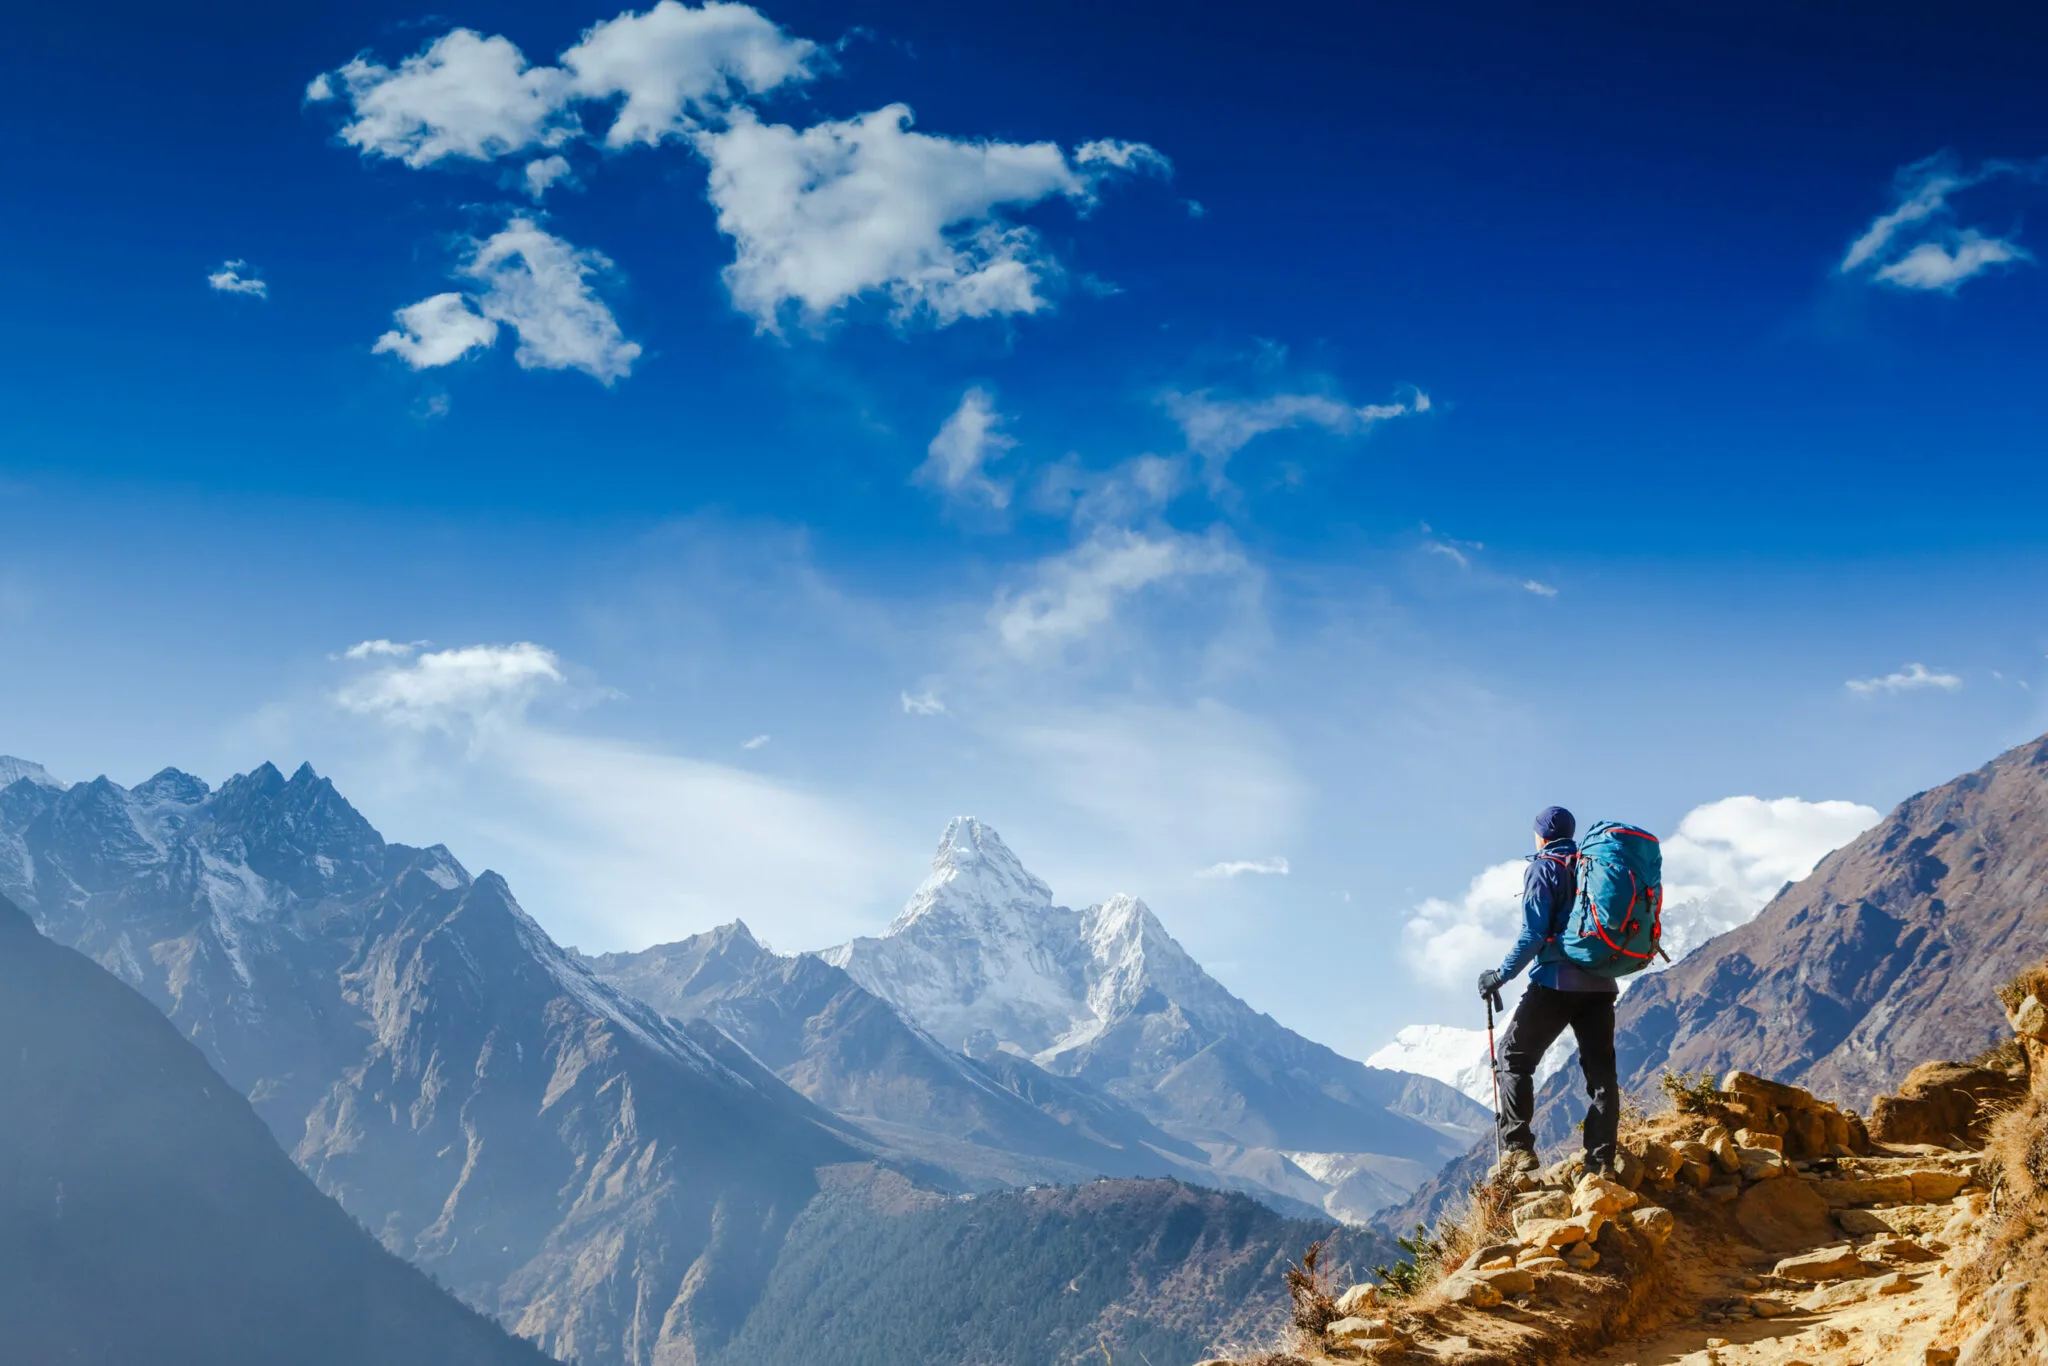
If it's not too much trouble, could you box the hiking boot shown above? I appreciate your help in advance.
[1491,1147,1538,1181]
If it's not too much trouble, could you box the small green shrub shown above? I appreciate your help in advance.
[1658,1068,1721,1113]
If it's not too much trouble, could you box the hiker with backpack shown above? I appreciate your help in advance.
[1476,805,1664,1180]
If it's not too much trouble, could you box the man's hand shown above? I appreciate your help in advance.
[1477,969,1506,1012]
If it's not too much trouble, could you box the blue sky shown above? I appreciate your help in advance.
[5,0,2048,1058]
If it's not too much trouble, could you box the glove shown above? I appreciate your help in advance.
[1477,969,1506,1012]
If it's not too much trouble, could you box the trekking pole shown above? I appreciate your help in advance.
[1486,992,1502,1173]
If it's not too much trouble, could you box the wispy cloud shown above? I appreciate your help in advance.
[1521,579,1559,598]
[320,635,896,950]
[1845,662,1963,695]
[916,387,1016,511]
[900,690,947,715]
[741,733,771,749]
[207,260,268,297]
[1196,855,1290,879]
[1163,386,1429,486]
[1839,153,2043,293]
[990,526,1247,657]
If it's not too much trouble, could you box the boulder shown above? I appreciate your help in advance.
[1516,1217,1586,1251]
[1722,1070,1820,1111]
[1869,1062,2025,1148]
[1459,1243,1518,1273]
[1679,1159,1714,1189]
[1737,1147,1787,1181]
[1868,1235,1939,1263]
[1749,1296,1790,1318]
[1787,1107,1831,1158]
[1736,1175,1833,1251]
[1735,1128,1784,1152]
[1702,1125,1741,1173]
[1333,1283,1380,1316]
[1328,1316,1405,1343]
[1512,1190,1572,1228]
[1472,1266,1536,1295]
[1813,1174,1913,1207]
[1626,1205,1675,1250]
[1437,1273,1504,1308]
[1521,1255,1567,1273]
[1560,1241,1600,1270]
[2008,993,2047,1039]
[1611,1147,1646,1190]
[1908,1168,1971,1202]
[1639,1142,1683,1183]
[1836,1208,1895,1236]
[1572,1174,1638,1217]
[1772,1245,1867,1281]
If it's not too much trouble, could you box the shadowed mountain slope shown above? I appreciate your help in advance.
[0,892,553,1366]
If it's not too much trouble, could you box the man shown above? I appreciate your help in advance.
[1476,805,1619,1179]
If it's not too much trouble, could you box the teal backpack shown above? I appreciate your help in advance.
[1555,820,1666,978]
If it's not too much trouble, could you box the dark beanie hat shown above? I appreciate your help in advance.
[1535,806,1576,841]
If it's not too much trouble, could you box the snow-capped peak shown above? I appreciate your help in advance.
[889,816,1053,934]
[0,756,64,790]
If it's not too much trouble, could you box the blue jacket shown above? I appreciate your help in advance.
[1496,837,1617,994]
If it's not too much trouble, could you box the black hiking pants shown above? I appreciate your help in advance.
[1495,983,1619,1169]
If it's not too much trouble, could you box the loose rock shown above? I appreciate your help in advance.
[1625,1205,1675,1250]
[1772,1244,1867,1281]
[1573,1174,1639,1217]
[1333,1283,1380,1316]
[1437,1273,1504,1308]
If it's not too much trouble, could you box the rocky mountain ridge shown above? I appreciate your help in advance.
[0,758,870,1366]
[0,889,551,1366]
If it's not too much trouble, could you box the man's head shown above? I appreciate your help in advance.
[1534,805,1575,846]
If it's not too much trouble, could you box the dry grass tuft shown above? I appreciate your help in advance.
[1369,1175,1518,1307]
[1280,1239,1337,1337]
[1657,1068,1723,1114]
[1238,1354,1314,1366]
[1997,960,2048,1014]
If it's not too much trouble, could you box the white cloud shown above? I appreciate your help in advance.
[373,292,500,369]
[326,30,574,168]
[1422,538,1473,569]
[1522,579,1559,598]
[1839,154,2042,292]
[696,104,1114,330]
[1657,796,1881,962]
[207,260,268,297]
[560,0,819,148]
[1846,662,1963,695]
[462,218,641,382]
[341,638,423,659]
[1032,453,1185,526]
[1874,231,2030,290]
[900,690,947,715]
[376,221,640,383]
[741,733,770,749]
[1072,139,1172,177]
[1197,856,1290,879]
[916,387,1016,509]
[1163,387,1429,485]
[991,526,1246,657]
[314,6,814,170]
[524,154,573,198]
[335,641,566,732]
[1399,795,1879,990]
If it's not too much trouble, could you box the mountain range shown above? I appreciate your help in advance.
[589,817,1486,1223]
[1387,728,2048,1231]
[0,760,1444,1363]
[0,888,550,1366]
